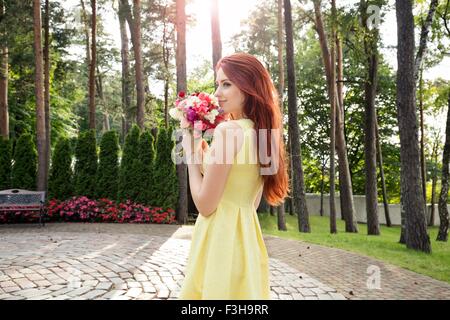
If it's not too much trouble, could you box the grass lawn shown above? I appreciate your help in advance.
[258,212,450,284]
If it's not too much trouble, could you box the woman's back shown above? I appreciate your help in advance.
[203,118,263,208]
[179,118,270,300]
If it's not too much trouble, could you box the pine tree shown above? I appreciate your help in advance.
[153,126,178,209]
[12,133,37,190]
[96,130,119,200]
[48,137,73,200]
[118,125,141,202]
[74,130,98,197]
[136,130,156,205]
[0,137,12,190]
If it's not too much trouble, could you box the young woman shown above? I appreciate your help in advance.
[179,52,289,300]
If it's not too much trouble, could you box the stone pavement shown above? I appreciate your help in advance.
[0,223,448,300]
[264,236,450,300]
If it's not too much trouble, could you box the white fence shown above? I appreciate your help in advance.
[304,193,442,226]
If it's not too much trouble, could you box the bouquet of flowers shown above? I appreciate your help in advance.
[169,91,227,138]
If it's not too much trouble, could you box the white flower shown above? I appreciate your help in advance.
[204,109,219,123]
[190,96,202,106]
[169,107,183,120]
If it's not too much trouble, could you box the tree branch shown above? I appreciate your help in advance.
[414,0,439,81]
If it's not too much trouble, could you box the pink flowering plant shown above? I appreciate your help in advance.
[33,196,177,224]
[169,91,227,138]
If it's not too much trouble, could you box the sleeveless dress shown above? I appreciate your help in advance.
[178,118,270,300]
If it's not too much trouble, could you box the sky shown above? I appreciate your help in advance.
[62,0,450,98]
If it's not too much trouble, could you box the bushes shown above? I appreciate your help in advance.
[136,130,156,205]
[46,196,176,224]
[48,137,73,200]
[118,125,141,202]
[96,131,119,200]
[12,133,37,190]
[5,126,178,222]
[0,137,11,190]
[74,129,98,198]
[153,126,178,210]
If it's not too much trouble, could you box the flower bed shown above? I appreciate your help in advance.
[0,196,177,225]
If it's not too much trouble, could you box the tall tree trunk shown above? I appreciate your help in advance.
[176,0,188,225]
[396,0,431,252]
[335,7,358,230]
[44,0,50,192]
[437,91,450,242]
[80,0,91,70]
[415,0,438,213]
[269,206,275,216]
[277,205,287,230]
[336,34,345,222]
[33,0,47,192]
[211,0,222,85]
[118,1,132,136]
[313,0,337,232]
[314,0,357,232]
[429,138,438,227]
[276,0,287,231]
[361,0,380,235]
[328,0,337,234]
[320,157,326,216]
[419,70,427,204]
[258,195,270,213]
[286,132,294,216]
[284,0,310,232]
[88,0,96,130]
[0,0,8,139]
[132,0,144,129]
[121,0,145,130]
[375,116,392,227]
[95,65,109,133]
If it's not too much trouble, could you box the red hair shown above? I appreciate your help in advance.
[216,52,289,206]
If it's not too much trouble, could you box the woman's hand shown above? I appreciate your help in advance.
[201,139,209,153]
[181,130,203,162]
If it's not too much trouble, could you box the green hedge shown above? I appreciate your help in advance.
[8,126,179,211]
[48,137,73,200]
[118,125,141,202]
[96,130,119,200]
[12,133,37,190]
[74,129,98,198]
[152,126,178,209]
[136,130,156,205]
[0,137,12,190]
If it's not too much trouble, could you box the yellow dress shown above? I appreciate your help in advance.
[179,118,270,300]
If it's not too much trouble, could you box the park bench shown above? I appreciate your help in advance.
[0,189,46,227]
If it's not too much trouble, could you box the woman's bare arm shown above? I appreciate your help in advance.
[187,121,244,217]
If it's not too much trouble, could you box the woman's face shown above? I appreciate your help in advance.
[214,67,246,118]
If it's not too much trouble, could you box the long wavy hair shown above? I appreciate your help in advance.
[215,52,289,206]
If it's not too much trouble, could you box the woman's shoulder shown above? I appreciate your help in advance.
[216,119,254,131]
[210,120,246,158]
[214,120,244,138]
